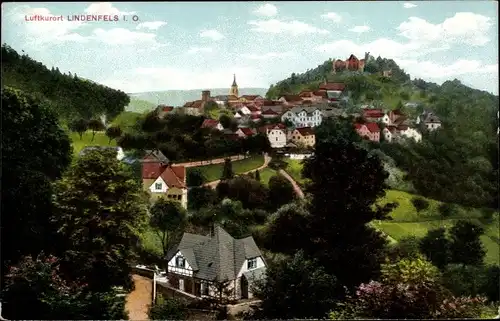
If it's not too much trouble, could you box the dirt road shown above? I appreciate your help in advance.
[125,274,152,321]
[175,155,245,168]
[278,169,305,199]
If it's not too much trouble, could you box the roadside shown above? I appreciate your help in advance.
[203,154,271,189]
[278,169,304,199]
[175,155,245,168]
[125,274,152,321]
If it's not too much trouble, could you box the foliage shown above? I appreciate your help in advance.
[149,295,187,320]
[221,158,234,180]
[449,220,486,266]
[105,126,122,143]
[419,228,452,269]
[218,114,231,129]
[1,86,72,287]
[2,44,129,121]
[380,255,441,286]
[412,196,430,212]
[216,175,269,210]
[187,168,207,186]
[149,198,187,270]
[69,118,88,140]
[87,118,105,142]
[254,169,261,181]
[267,174,295,209]
[438,202,455,217]
[187,186,218,211]
[252,251,337,319]
[51,149,148,292]
[442,264,500,302]
[386,235,421,261]
[300,134,393,293]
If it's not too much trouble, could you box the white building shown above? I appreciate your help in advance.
[265,124,287,148]
[281,106,323,128]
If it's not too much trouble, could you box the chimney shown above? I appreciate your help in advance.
[202,90,210,102]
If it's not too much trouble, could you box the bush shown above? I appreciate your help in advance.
[438,203,455,217]
[481,208,495,221]
[411,197,430,212]
[148,295,188,320]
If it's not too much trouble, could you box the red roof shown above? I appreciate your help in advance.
[319,83,346,91]
[183,100,204,108]
[299,91,313,98]
[247,105,260,112]
[363,109,384,118]
[201,119,220,128]
[262,100,276,106]
[142,162,168,179]
[160,166,186,188]
[281,95,302,102]
[239,127,255,136]
[355,122,380,133]
[241,95,261,100]
[250,114,260,119]
[262,109,278,115]
[296,127,314,136]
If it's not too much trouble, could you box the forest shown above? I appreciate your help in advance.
[1,44,130,122]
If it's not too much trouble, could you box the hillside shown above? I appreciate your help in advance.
[125,98,157,113]
[1,44,130,122]
[271,55,498,210]
[128,88,267,108]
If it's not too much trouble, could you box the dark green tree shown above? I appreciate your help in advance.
[69,118,88,140]
[419,228,451,269]
[187,186,218,211]
[187,168,206,187]
[301,136,392,294]
[254,169,261,181]
[149,296,187,320]
[150,198,187,271]
[221,158,234,180]
[218,114,231,129]
[51,149,148,292]
[449,221,486,266]
[267,175,295,209]
[252,251,337,319]
[87,118,105,142]
[105,125,122,143]
[1,87,72,288]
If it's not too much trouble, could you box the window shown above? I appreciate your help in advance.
[275,137,278,141]
[247,257,257,270]
[202,282,209,296]
[176,256,185,268]
[155,183,162,190]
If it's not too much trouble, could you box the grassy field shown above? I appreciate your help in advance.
[258,167,277,186]
[375,190,499,265]
[188,155,265,182]
[111,111,143,133]
[283,158,310,185]
[69,131,116,156]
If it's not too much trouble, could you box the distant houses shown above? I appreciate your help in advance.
[281,107,323,128]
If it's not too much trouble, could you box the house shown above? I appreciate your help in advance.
[183,90,214,116]
[298,90,324,102]
[246,105,261,116]
[142,160,188,209]
[157,105,174,118]
[383,125,422,143]
[281,106,323,128]
[288,127,315,148]
[261,109,280,119]
[165,225,267,300]
[239,95,263,102]
[319,82,346,91]
[355,122,380,142]
[416,111,442,131]
[382,126,399,143]
[362,108,385,122]
[260,124,287,149]
[143,149,169,164]
[250,114,261,122]
[332,53,369,72]
[235,127,255,138]
[326,90,343,107]
[278,95,303,106]
[79,146,126,161]
[399,126,422,142]
[237,106,252,116]
[201,119,224,131]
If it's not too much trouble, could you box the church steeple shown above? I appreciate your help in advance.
[229,74,239,97]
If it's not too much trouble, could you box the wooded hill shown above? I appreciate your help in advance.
[1,44,130,122]
[267,56,499,210]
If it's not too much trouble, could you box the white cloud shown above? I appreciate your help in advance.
[403,3,417,9]
[200,29,225,41]
[397,13,493,46]
[253,4,278,17]
[349,25,370,33]
[101,66,264,92]
[396,59,498,79]
[92,28,164,46]
[84,2,135,15]
[136,21,168,31]
[321,12,342,23]
[248,19,329,35]
[242,52,294,60]
[187,47,213,54]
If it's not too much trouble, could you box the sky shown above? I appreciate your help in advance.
[2,1,498,94]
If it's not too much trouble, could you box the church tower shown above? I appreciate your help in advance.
[229,74,239,97]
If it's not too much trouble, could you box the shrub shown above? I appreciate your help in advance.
[438,203,455,217]
[411,197,430,212]
[149,295,188,320]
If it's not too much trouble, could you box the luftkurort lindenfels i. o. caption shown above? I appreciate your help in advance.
[25,14,140,22]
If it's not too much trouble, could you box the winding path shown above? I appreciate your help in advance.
[203,154,271,189]
[278,169,305,199]
[125,274,152,321]
[175,155,245,168]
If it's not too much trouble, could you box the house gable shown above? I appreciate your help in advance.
[168,250,195,277]
[150,176,169,193]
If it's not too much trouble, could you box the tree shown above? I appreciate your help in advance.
[411,197,430,212]
[1,87,72,288]
[221,158,234,180]
[252,251,337,319]
[267,175,295,209]
[221,176,269,210]
[218,114,231,129]
[150,198,187,271]
[386,235,421,261]
[187,186,217,211]
[69,118,88,140]
[301,136,392,293]
[149,295,187,320]
[441,264,499,302]
[187,168,206,187]
[87,118,105,142]
[105,125,122,143]
[449,220,486,266]
[254,169,261,181]
[51,149,148,292]
[419,228,451,269]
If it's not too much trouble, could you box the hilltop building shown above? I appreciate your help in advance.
[229,74,239,97]
[333,52,369,73]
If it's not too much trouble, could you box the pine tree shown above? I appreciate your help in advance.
[221,158,234,180]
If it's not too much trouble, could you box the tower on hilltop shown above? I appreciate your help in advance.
[229,74,239,97]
